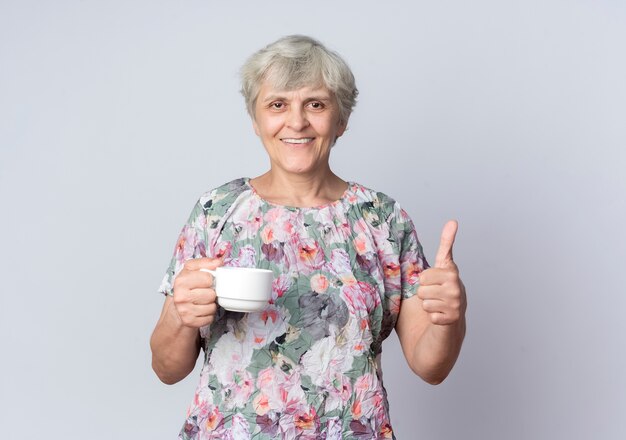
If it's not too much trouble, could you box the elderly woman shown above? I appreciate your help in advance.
[151,35,466,439]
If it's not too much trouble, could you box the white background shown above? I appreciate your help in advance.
[1,1,625,438]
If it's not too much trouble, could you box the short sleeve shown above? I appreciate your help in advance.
[390,203,430,300]
[157,199,208,296]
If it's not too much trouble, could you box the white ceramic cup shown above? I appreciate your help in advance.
[199,267,273,312]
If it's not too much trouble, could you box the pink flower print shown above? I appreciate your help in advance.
[354,374,372,395]
[388,294,401,316]
[337,375,352,402]
[349,418,376,439]
[231,196,262,239]
[260,224,275,244]
[262,241,284,263]
[213,241,232,260]
[342,318,372,356]
[356,252,379,275]
[256,411,280,435]
[325,248,351,277]
[256,367,275,391]
[324,373,353,412]
[253,393,271,416]
[264,208,295,242]
[383,260,400,279]
[272,274,292,301]
[198,403,223,432]
[264,207,283,223]
[380,422,394,438]
[226,369,254,409]
[381,256,401,291]
[182,421,199,438]
[175,224,204,265]
[294,406,320,438]
[310,273,329,293]
[194,213,208,229]
[244,306,289,349]
[352,232,374,255]
[297,238,325,273]
[261,308,279,325]
[402,252,423,286]
[352,373,383,420]
[256,366,306,415]
[351,399,362,419]
[325,417,343,440]
[340,274,358,287]
[280,218,295,237]
[230,245,256,268]
[233,214,262,240]
[228,414,251,440]
[301,337,354,413]
[209,332,254,384]
[341,281,381,315]
[352,218,369,235]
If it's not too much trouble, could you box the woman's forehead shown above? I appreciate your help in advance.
[258,82,333,101]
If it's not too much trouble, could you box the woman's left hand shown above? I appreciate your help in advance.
[417,220,467,326]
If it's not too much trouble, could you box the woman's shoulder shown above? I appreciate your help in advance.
[348,182,403,211]
[197,177,252,213]
[347,182,414,227]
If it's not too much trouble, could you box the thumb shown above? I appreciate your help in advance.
[435,220,458,268]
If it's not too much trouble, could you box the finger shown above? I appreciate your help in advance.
[421,299,446,314]
[430,312,454,326]
[435,220,458,268]
[184,257,224,271]
[417,285,442,301]
[176,269,216,289]
[189,288,217,305]
[176,302,218,327]
[191,303,218,318]
[185,314,217,328]
[419,267,457,286]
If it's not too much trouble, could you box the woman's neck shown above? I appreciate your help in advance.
[250,169,348,208]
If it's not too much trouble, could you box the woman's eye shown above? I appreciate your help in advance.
[271,102,284,110]
[309,101,324,110]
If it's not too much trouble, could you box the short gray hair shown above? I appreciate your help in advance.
[240,35,358,124]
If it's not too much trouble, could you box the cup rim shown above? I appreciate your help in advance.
[217,266,273,274]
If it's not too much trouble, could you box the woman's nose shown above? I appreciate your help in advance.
[286,107,309,131]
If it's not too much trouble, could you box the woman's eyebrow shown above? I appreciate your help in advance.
[261,93,333,103]
[261,94,286,103]
[304,96,332,102]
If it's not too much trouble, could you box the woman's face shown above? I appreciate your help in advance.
[252,82,347,176]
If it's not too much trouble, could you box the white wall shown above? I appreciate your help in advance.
[1,1,625,438]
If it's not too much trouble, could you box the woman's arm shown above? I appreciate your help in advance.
[395,294,466,384]
[150,257,221,384]
[150,296,202,385]
[395,220,467,384]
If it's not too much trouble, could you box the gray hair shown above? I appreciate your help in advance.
[240,35,358,124]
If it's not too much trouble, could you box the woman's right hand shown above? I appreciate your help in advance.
[172,257,223,328]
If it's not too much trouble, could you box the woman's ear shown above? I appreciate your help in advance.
[336,119,348,138]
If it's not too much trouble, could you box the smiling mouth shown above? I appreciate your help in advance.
[281,138,315,144]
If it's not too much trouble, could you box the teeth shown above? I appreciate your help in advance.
[282,138,314,144]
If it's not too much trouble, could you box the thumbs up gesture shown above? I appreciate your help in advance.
[417,220,467,326]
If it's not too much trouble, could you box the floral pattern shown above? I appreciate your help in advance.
[159,178,428,439]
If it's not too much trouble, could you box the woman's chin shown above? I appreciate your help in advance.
[274,160,325,176]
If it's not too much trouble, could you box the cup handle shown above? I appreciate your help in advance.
[199,268,217,276]
[199,268,217,288]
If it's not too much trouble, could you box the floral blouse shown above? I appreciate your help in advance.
[159,178,428,440]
